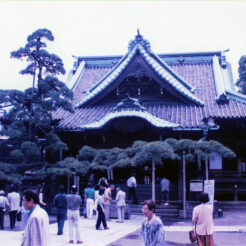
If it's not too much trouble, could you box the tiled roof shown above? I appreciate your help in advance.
[53,34,246,131]
[75,43,203,108]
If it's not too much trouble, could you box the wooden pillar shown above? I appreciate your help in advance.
[182,151,186,219]
[237,158,242,177]
[152,159,156,202]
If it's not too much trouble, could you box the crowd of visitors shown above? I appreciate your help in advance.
[0,174,214,246]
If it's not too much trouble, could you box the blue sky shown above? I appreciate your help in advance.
[1,1,246,90]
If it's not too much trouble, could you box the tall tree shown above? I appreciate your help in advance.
[236,56,246,94]
[8,28,73,139]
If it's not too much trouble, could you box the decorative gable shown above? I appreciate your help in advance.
[76,31,204,108]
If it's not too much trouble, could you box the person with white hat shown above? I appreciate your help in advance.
[0,190,10,230]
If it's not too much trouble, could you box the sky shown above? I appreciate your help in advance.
[0,1,246,90]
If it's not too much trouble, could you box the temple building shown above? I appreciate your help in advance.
[54,32,246,200]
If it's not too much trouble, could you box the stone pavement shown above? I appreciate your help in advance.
[0,215,143,246]
[0,211,246,245]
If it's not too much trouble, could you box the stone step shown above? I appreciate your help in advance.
[128,204,180,218]
[219,201,246,211]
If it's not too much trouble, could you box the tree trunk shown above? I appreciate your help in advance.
[67,175,70,194]
[182,151,186,219]
[237,158,242,178]
[205,158,209,180]
[29,62,36,140]
[152,158,155,202]
[59,148,63,161]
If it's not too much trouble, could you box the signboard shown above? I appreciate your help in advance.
[190,180,203,192]
[204,180,215,206]
[210,152,222,170]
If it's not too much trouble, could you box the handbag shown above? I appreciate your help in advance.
[189,229,197,243]
[189,219,197,243]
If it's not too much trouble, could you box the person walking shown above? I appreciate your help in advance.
[84,183,95,219]
[35,185,46,207]
[126,174,138,204]
[160,176,170,205]
[54,185,67,235]
[141,200,165,246]
[98,177,108,189]
[20,204,29,231]
[192,192,214,246]
[95,188,109,230]
[0,190,9,230]
[103,184,114,221]
[21,189,49,246]
[66,185,83,244]
[7,184,20,229]
[88,173,95,186]
[115,187,126,223]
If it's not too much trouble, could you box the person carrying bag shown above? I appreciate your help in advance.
[192,193,214,246]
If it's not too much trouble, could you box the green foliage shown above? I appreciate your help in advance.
[45,132,68,162]
[11,28,64,78]
[10,149,24,161]
[1,28,74,144]
[131,140,175,167]
[21,141,41,163]
[237,56,246,94]
[46,157,90,178]
[0,162,21,184]
[78,145,96,162]
[196,140,235,160]
[7,173,22,184]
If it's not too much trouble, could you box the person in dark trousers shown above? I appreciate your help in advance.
[95,188,109,230]
[54,185,67,235]
[0,190,9,230]
[7,184,20,229]
[126,174,138,204]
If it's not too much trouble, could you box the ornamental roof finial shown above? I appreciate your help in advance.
[128,30,151,53]
[137,28,140,36]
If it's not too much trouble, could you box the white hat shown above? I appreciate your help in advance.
[0,190,5,195]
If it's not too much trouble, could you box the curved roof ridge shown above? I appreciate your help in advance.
[79,110,179,130]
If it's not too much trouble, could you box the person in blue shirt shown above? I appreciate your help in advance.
[54,185,67,235]
[84,183,95,219]
[95,188,109,230]
[141,200,165,246]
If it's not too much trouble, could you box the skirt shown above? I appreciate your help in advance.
[197,234,214,246]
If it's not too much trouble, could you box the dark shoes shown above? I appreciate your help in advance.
[77,240,83,244]
[96,227,109,230]
[69,240,74,244]
[116,220,123,223]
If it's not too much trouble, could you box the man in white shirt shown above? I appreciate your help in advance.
[160,176,170,205]
[115,187,126,223]
[126,174,138,204]
[0,190,9,230]
[21,189,49,246]
[103,185,114,221]
[7,185,20,229]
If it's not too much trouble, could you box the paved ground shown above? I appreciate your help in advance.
[0,211,246,245]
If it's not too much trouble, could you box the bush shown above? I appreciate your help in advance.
[21,141,41,163]
[10,149,24,162]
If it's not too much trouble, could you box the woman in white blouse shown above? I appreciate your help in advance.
[192,192,214,246]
